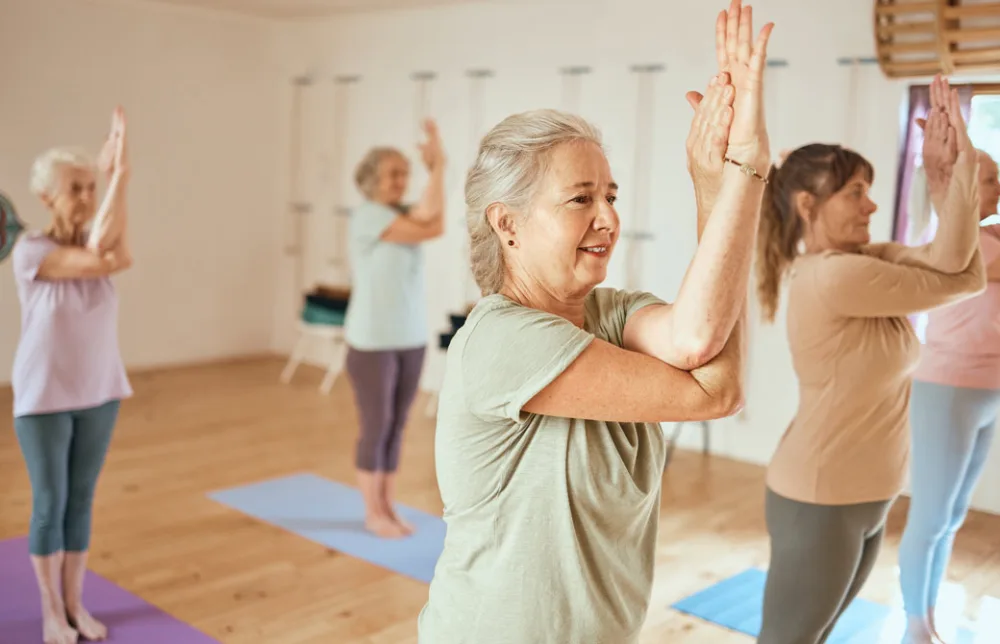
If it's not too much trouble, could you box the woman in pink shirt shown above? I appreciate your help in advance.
[898,148,1000,644]
[11,108,133,644]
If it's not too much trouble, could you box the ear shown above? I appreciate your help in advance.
[486,202,517,243]
[792,191,816,223]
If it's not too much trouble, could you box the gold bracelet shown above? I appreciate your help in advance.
[724,157,769,184]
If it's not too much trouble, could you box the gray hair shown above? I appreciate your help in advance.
[29,147,96,197]
[354,147,406,199]
[464,108,603,295]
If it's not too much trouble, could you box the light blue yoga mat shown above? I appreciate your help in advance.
[671,567,977,643]
[208,472,446,584]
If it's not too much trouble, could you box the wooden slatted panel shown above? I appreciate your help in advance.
[875,0,1000,78]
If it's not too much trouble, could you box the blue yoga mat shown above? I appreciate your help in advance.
[672,568,977,643]
[208,472,446,584]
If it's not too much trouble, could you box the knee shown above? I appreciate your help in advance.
[902,511,951,547]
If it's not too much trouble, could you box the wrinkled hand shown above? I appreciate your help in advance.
[918,74,974,197]
[715,0,774,170]
[685,73,736,207]
[97,106,128,179]
[417,118,445,172]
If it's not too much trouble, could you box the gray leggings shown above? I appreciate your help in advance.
[15,400,120,556]
[346,345,425,473]
[758,487,893,644]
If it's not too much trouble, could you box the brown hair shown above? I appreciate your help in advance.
[755,143,875,322]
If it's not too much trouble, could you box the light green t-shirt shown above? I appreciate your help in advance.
[418,287,669,644]
[343,200,428,351]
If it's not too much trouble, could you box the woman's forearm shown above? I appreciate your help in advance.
[911,152,981,274]
[689,301,747,415]
[87,170,129,253]
[669,164,766,365]
[408,166,445,223]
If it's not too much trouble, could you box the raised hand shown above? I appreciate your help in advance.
[715,0,774,170]
[920,76,957,196]
[97,106,128,179]
[685,73,736,208]
[920,74,974,200]
[418,118,445,172]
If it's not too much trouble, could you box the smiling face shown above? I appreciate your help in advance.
[43,164,97,230]
[510,140,620,299]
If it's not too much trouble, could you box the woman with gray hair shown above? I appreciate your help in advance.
[343,118,445,538]
[417,1,773,641]
[11,106,132,644]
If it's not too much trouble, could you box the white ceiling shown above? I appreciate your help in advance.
[134,0,476,19]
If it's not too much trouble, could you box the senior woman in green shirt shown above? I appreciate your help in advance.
[417,2,774,642]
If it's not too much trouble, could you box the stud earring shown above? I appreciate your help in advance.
[508,240,515,246]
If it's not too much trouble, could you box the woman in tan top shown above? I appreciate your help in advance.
[753,75,986,644]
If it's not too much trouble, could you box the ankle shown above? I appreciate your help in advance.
[40,595,67,619]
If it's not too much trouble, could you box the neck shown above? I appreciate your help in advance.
[45,219,83,246]
[500,275,588,327]
[802,235,861,255]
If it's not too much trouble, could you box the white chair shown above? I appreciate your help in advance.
[280,321,348,395]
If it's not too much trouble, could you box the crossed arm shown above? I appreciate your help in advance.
[521,165,763,424]
[38,171,133,281]
[379,164,446,245]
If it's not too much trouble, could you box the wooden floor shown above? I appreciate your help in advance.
[1,356,999,643]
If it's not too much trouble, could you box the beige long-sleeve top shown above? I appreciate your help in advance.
[767,153,987,505]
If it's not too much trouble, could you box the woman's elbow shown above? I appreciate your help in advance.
[714,380,745,418]
[673,333,726,370]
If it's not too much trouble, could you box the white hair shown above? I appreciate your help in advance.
[465,109,604,295]
[29,147,96,198]
[354,147,406,200]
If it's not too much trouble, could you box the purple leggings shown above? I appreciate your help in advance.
[345,345,426,473]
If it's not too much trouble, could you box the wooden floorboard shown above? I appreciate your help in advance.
[1,357,998,643]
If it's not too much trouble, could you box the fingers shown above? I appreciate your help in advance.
[726,0,739,66]
[748,22,775,77]
[715,10,728,71]
[686,91,704,111]
[915,117,927,131]
[690,73,734,162]
[738,5,753,64]
[946,87,973,152]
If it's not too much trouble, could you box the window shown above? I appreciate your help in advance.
[969,92,1000,226]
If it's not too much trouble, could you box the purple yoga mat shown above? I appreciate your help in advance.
[0,536,220,644]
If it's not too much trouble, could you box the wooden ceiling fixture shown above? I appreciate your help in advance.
[875,0,1000,78]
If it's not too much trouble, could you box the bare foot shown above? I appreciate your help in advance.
[43,614,78,644]
[365,514,409,539]
[902,616,935,644]
[392,512,415,536]
[67,607,107,641]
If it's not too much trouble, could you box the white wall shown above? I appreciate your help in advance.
[269,0,1000,515]
[0,0,284,376]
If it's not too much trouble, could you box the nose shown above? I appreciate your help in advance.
[594,199,618,231]
[863,195,877,216]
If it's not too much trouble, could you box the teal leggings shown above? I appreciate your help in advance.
[14,400,120,556]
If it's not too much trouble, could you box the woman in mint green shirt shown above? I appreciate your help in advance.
[343,119,446,539]
[418,3,775,641]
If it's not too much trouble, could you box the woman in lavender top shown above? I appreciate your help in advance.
[11,107,133,644]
